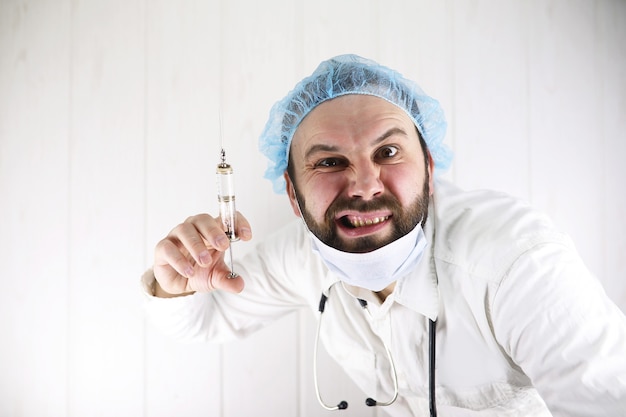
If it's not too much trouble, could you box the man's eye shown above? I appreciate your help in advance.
[377,146,399,159]
[315,158,344,168]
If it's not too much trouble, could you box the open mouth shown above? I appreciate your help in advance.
[340,215,390,228]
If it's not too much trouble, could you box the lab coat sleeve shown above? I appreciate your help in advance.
[491,239,626,417]
[141,220,321,344]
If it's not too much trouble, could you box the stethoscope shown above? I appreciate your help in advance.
[313,285,438,417]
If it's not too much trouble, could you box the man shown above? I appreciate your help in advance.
[142,55,626,416]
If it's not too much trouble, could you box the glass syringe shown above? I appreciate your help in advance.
[216,148,239,278]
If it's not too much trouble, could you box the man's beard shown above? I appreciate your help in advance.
[294,175,430,253]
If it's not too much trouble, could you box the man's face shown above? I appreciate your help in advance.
[284,95,434,253]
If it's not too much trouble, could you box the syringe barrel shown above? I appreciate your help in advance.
[216,164,239,241]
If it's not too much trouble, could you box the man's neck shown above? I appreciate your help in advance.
[375,282,397,303]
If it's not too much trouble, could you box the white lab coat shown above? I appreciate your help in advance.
[142,179,626,416]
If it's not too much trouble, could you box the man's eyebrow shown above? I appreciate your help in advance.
[374,127,408,144]
[304,143,340,160]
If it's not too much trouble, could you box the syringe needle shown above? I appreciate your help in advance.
[227,244,237,278]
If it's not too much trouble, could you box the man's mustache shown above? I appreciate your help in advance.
[326,195,402,220]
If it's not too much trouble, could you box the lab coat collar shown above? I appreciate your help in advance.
[393,209,439,322]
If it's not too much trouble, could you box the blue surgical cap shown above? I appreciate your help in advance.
[258,54,453,193]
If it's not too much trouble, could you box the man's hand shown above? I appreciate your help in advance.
[153,212,252,297]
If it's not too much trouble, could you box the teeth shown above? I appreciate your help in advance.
[349,216,389,228]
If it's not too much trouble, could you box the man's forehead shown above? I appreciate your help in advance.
[290,95,415,149]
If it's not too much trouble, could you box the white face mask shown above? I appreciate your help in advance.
[308,223,428,292]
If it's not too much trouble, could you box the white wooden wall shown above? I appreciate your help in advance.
[1,1,624,416]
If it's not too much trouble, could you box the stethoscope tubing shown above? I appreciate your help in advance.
[314,288,437,416]
[429,318,437,417]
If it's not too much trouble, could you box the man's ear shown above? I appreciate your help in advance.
[284,171,302,218]
[427,152,435,196]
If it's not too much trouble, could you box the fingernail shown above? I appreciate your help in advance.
[199,250,210,266]
[185,265,194,278]
[216,235,229,249]
[240,227,252,239]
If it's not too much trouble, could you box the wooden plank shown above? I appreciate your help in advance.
[67,0,145,414]
[143,0,223,415]
[0,1,70,415]
[598,0,626,311]
[451,0,530,199]
[296,0,379,72]
[528,0,604,275]
[221,314,300,416]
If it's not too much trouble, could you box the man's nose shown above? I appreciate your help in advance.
[347,161,384,200]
